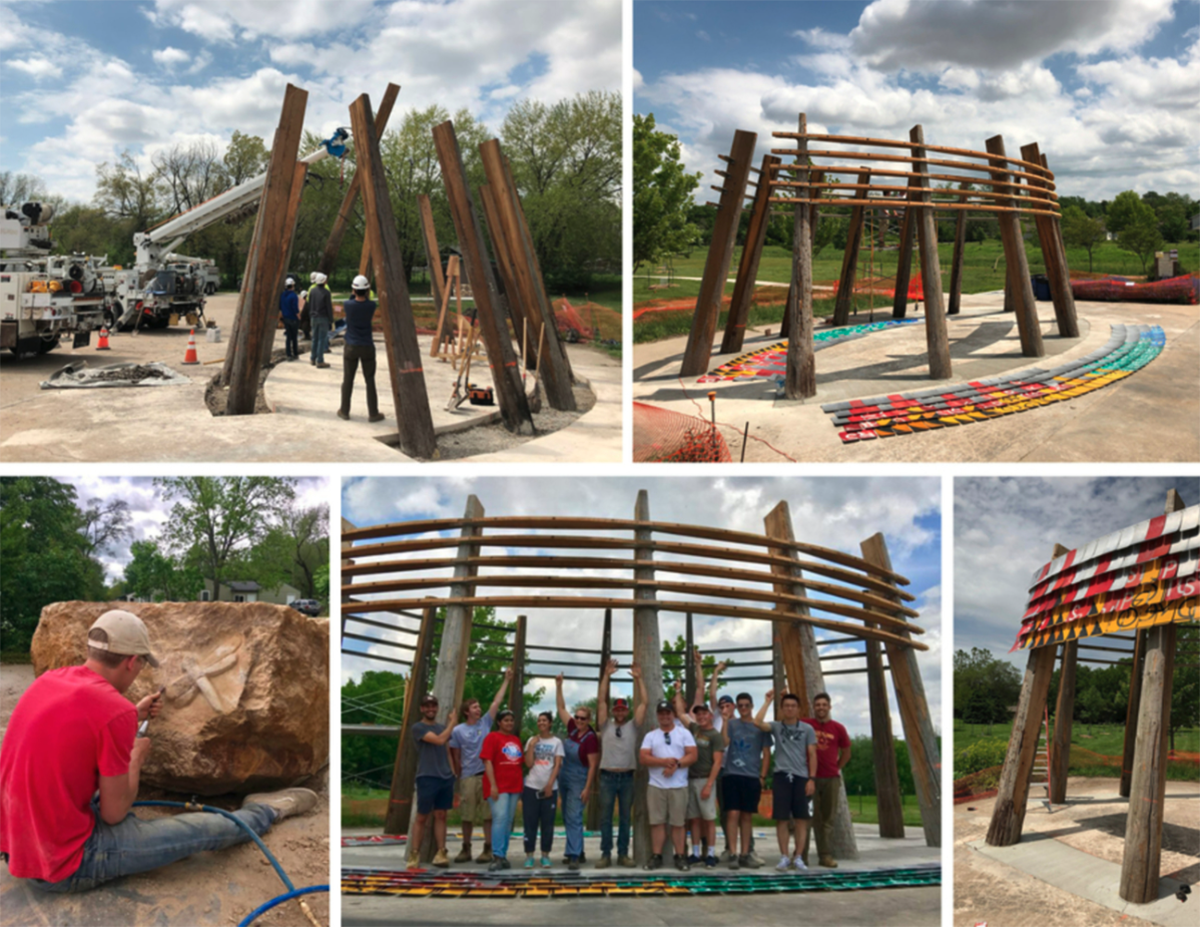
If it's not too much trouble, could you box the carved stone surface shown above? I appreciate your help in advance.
[31,601,329,795]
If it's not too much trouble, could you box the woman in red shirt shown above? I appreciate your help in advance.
[479,710,524,871]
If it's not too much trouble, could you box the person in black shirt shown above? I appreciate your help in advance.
[338,275,385,423]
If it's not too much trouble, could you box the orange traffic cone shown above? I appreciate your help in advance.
[182,329,199,365]
[96,327,111,350]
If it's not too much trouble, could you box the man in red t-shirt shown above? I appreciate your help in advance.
[0,610,318,892]
[801,691,851,868]
[479,710,523,870]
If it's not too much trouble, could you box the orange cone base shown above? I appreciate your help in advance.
[182,329,200,365]
[96,328,111,350]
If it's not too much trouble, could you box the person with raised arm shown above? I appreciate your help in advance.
[447,668,512,864]
[407,694,457,870]
[555,672,599,870]
[752,690,818,871]
[595,660,646,868]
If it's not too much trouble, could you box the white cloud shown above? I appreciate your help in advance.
[794,27,852,51]
[152,46,190,67]
[150,0,377,43]
[8,57,62,80]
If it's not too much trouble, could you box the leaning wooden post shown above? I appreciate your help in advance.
[348,93,438,459]
[511,615,527,740]
[224,83,307,412]
[477,183,528,355]
[684,612,696,703]
[317,83,400,279]
[985,134,1043,357]
[1022,144,1079,338]
[586,609,613,832]
[432,121,534,434]
[766,501,858,860]
[785,114,816,399]
[632,490,664,867]
[1120,620,1178,903]
[418,495,485,861]
[832,169,871,327]
[865,615,906,838]
[417,194,447,332]
[862,532,940,848]
[948,184,969,315]
[1042,152,1078,330]
[383,606,437,836]
[680,129,757,376]
[908,125,951,379]
[771,635,786,719]
[891,189,918,319]
[1049,637,1079,804]
[721,154,779,354]
[257,159,310,370]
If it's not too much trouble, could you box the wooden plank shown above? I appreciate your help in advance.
[891,188,917,319]
[632,490,663,867]
[1044,151,1079,334]
[478,182,529,374]
[862,531,941,847]
[432,120,534,434]
[832,170,871,327]
[680,129,757,376]
[317,83,400,278]
[348,93,438,459]
[986,135,1044,357]
[1050,637,1078,803]
[786,114,816,399]
[948,184,969,315]
[909,125,951,380]
[431,255,460,359]
[768,145,1056,186]
[865,603,906,838]
[417,193,447,332]
[771,178,1056,210]
[766,500,858,860]
[258,159,309,370]
[224,84,307,413]
[1119,623,1177,903]
[383,606,436,836]
[769,161,1054,196]
[1026,146,1079,338]
[773,132,1059,177]
[720,154,779,354]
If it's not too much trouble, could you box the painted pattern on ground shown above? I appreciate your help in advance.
[822,323,1165,443]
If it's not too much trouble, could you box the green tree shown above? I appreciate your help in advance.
[123,539,203,602]
[1170,626,1199,751]
[342,669,410,790]
[248,502,330,600]
[953,648,1022,724]
[1061,205,1107,272]
[633,113,701,271]
[0,170,47,206]
[154,477,296,595]
[1118,218,1164,275]
[224,130,269,185]
[1105,190,1153,235]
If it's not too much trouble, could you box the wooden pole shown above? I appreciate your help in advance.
[908,125,951,380]
[721,154,779,354]
[417,193,447,326]
[258,160,310,370]
[432,121,534,434]
[862,531,940,848]
[1120,630,1148,798]
[766,501,858,860]
[224,84,307,412]
[632,490,663,867]
[511,615,527,740]
[477,182,528,360]
[948,184,969,315]
[1024,145,1079,338]
[865,614,906,838]
[680,129,757,376]
[383,606,436,835]
[832,169,872,326]
[348,93,438,459]
[685,611,696,706]
[985,134,1044,358]
[587,609,613,832]
[891,194,917,319]
[431,256,460,359]
[1049,638,1078,804]
[772,634,785,720]
[785,114,816,399]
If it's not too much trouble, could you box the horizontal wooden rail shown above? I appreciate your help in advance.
[341,516,911,585]
[766,196,1063,218]
[772,131,1053,177]
[770,180,1058,210]
[342,595,929,651]
[770,162,1056,195]
[769,148,1051,187]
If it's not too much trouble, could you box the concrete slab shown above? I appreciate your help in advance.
[633,295,1199,462]
[0,294,621,462]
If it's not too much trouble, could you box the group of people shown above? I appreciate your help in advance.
[278,273,383,422]
[408,650,850,874]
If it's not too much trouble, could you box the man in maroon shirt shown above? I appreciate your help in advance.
[0,610,317,891]
[802,691,851,868]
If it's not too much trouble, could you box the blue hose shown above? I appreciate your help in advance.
[237,885,329,927]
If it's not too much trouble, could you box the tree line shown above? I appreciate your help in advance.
[1,91,620,292]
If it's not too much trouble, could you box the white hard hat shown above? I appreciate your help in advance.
[313,272,328,285]
[352,275,370,290]
[309,272,318,283]
[285,277,295,287]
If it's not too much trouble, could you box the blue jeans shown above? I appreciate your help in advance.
[283,318,299,358]
[559,770,587,859]
[310,318,330,364]
[487,792,519,860]
[598,769,634,858]
[32,802,276,893]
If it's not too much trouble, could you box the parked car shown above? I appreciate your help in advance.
[290,599,321,616]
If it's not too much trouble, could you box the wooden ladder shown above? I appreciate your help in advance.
[1028,705,1054,812]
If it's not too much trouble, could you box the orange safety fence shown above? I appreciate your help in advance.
[632,401,731,463]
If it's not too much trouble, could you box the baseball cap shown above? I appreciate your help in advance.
[612,698,629,710]
[655,700,673,713]
[89,610,159,668]
[419,694,438,706]
[717,695,734,705]
[692,703,711,713]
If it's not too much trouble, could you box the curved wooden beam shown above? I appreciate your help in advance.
[772,162,1056,194]
[768,148,1052,188]
[770,179,1058,211]
[771,131,1053,178]
[766,196,1062,219]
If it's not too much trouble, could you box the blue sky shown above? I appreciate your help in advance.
[955,476,1200,670]
[635,0,1200,203]
[1,0,621,202]
[341,476,942,738]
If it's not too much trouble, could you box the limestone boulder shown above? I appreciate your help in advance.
[32,601,329,795]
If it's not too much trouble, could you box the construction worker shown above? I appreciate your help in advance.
[338,274,385,423]
[0,610,317,892]
[279,277,300,361]
[448,669,512,864]
[306,272,333,368]
[595,659,647,868]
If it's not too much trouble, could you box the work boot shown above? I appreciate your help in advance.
[739,853,762,869]
[746,850,765,868]
[567,856,580,871]
[368,412,385,423]
[242,788,318,822]
[406,853,421,871]
[594,855,611,869]
[617,855,634,867]
[316,362,330,369]
[432,848,450,868]
[819,856,838,869]
[728,855,740,870]
[454,847,472,863]
[643,853,662,871]
[477,848,494,864]
[674,853,691,871]
[719,848,733,863]
[337,409,350,420]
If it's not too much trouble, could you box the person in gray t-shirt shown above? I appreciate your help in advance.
[594,660,648,865]
[751,691,818,870]
[408,694,455,869]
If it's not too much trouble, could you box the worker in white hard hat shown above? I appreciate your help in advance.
[280,277,300,361]
[307,272,333,368]
[0,609,318,892]
[339,274,385,422]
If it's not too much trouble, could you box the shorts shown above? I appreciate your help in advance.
[646,785,689,827]
[686,779,718,821]
[416,775,455,815]
[772,771,811,821]
[457,774,492,824]
[722,774,761,814]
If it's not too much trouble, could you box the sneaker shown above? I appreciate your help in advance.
[617,855,634,867]
[567,856,580,871]
[644,853,663,871]
[739,853,762,869]
[488,858,505,872]
[594,855,611,869]
[719,848,733,863]
[776,855,792,872]
[819,856,838,869]
[687,853,701,867]
[432,848,450,868]
[794,856,810,871]
[746,851,765,868]
[242,788,318,822]
[704,854,717,869]
[674,854,691,872]
[524,856,535,869]
[477,849,494,865]
[337,409,350,420]
[454,847,472,863]
[540,857,552,868]
[368,412,385,423]
[728,855,740,871]
[316,362,330,369]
